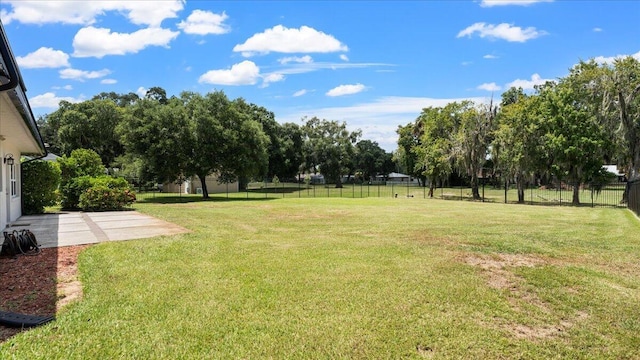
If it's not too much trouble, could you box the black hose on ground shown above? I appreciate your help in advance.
[1,230,40,257]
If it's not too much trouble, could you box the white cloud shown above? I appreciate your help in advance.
[16,47,70,69]
[72,26,179,58]
[477,82,502,91]
[52,85,73,91]
[480,0,553,7]
[593,50,640,65]
[326,83,366,97]
[198,60,261,85]
[29,92,83,109]
[277,96,489,151]
[461,61,473,66]
[261,73,285,87]
[593,27,603,32]
[293,89,308,97]
[136,87,148,97]
[483,54,499,59]
[275,62,392,76]
[233,25,348,57]
[506,73,553,90]
[278,55,313,65]
[0,0,183,27]
[340,54,349,62]
[457,22,546,42]
[101,79,117,84]
[59,68,111,82]
[177,10,230,35]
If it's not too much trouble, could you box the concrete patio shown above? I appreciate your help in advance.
[4,211,189,248]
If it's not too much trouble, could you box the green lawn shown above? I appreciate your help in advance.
[2,198,639,359]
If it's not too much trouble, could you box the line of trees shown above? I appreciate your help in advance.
[396,57,640,205]
[37,88,396,197]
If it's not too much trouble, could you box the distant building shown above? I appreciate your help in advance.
[603,165,627,182]
[375,172,419,186]
[163,175,239,194]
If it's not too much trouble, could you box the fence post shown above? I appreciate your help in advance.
[504,179,508,204]
[559,184,562,204]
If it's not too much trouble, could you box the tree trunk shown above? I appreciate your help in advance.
[617,87,640,203]
[419,175,427,188]
[622,166,638,203]
[198,173,209,198]
[428,181,435,198]
[516,174,525,204]
[572,182,580,205]
[470,175,481,200]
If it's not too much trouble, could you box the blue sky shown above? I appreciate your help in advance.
[2,0,639,151]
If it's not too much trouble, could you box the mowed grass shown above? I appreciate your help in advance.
[2,198,639,358]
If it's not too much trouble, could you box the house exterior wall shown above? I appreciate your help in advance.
[1,21,46,231]
[0,141,22,230]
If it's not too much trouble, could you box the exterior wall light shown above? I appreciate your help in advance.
[4,153,14,165]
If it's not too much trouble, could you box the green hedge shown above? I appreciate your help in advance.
[21,160,61,214]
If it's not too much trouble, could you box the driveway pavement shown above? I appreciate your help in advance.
[5,211,189,248]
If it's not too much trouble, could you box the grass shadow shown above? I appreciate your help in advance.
[136,195,279,205]
[246,186,307,194]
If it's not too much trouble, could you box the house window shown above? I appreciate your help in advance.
[10,163,17,197]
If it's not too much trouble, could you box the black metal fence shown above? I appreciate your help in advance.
[629,180,640,216]
[133,180,628,208]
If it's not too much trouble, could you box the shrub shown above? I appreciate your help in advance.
[79,185,136,211]
[58,149,105,209]
[21,160,61,214]
[78,176,136,211]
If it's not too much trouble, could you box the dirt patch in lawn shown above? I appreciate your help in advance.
[463,253,546,291]
[463,253,588,340]
[507,310,589,340]
[0,245,88,342]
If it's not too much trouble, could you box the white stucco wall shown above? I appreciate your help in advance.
[1,142,22,230]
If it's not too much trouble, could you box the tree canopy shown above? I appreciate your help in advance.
[301,117,361,188]
[398,55,639,205]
